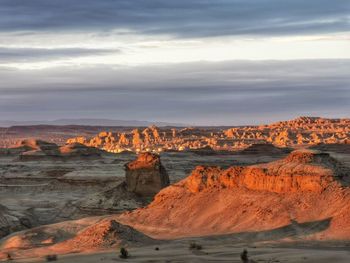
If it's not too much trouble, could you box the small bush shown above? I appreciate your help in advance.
[155,247,159,251]
[119,247,129,259]
[45,254,57,261]
[189,241,202,250]
[240,249,248,263]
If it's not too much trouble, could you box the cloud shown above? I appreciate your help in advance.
[0,0,349,38]
[0,47,119,62]
[0,59,349,125]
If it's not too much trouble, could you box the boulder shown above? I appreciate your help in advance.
[125,152,169,197]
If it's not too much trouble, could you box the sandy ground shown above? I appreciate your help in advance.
[9,239,350,263]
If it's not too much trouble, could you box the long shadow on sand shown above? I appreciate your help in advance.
[198,217,332,243]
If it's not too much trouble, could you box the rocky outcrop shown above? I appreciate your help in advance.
[185,150,348,194]
[118,150,350,239]
[65,117,350,153]
[125,152,170,197]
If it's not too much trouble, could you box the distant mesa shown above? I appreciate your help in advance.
[118,150,350,239]
[125,152,170,197]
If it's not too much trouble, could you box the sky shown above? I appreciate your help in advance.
[0,0,349,125]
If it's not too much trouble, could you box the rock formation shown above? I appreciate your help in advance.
[125,152,170,197]
[118,150,350,239]
[185,150,348,194]
[65,117,350,153]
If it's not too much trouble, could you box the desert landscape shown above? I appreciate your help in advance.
[1,0,349,262]
[0,117,350,262]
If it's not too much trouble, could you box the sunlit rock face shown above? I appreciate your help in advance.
[66,117,350,153]
[118,150,350,240]
[185,150,348,194]
[125,152,170,197]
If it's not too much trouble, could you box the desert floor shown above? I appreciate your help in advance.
[12,239,350,263]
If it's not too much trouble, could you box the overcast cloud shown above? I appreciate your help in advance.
[0,60,349,125]
[0,0,349,37]
[0,1,349,124]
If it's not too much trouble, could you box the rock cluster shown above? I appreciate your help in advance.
[125,152,170,197]
[66,116,350,153]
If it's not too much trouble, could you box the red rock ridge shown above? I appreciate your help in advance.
[184,150,347,194]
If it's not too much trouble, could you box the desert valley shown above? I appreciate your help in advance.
[0,116,350,262]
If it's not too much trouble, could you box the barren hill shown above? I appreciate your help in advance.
[0,217,153,259]
[118,150,350,239]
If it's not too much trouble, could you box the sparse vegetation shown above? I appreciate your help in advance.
[189,241,202,250]
[45,254,57,261]
[240,249,249,263]
[119,247,129,259]
[6,253,12,261]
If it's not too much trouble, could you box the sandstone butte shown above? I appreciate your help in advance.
[1,149,350,259]
[117,150,350,239]
[66,116,350,153]
[125,152,170,197]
